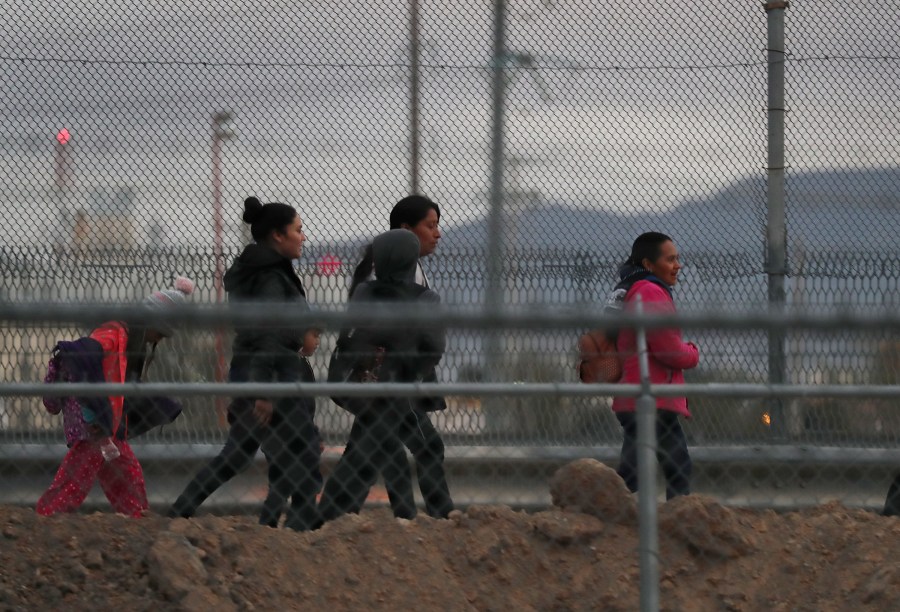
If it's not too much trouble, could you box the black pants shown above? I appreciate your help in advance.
[616,410,692,500]
[253,353,322,530]
[170,357,322,530]
[258,398,322,531]
[169,401,263,518]
[883,473,900,517]
[400,408,454,518]
[319,400,416,521]
[341,406,453,518]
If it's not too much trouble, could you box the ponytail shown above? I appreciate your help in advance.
[348,244,375,299]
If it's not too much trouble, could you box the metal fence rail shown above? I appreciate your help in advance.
[2,302,900,447]
[3,302,900,612]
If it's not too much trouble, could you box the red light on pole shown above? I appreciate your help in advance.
[54,129,73,190]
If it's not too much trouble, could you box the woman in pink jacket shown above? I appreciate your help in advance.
[611,232,699,499]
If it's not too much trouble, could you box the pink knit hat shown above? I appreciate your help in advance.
[145,276,195,307]
[144,276,195,335]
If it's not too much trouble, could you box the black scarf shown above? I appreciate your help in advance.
[615,263,673,299]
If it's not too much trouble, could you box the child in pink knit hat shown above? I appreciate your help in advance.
[37,276,194,517]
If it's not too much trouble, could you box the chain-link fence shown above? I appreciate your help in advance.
[1,0,900,529]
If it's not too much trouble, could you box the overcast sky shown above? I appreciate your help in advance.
[0,0,897,248]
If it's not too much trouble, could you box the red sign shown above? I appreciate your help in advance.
[316,253,342,276]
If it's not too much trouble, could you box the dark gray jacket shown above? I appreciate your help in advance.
[346,230,445,384]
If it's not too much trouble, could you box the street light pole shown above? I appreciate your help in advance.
[53,128,73,249]
[212,111,233,423]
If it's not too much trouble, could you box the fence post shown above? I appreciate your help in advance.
[484,0,507,385]
[409,0,421,194]
[635,296,659,612]
[765,1,788,437]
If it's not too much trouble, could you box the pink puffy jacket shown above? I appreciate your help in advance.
[611,280,699,418]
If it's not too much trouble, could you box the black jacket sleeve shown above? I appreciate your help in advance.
[248,271,309,385]
[415,290,446,377]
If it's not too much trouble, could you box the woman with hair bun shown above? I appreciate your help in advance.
[171,197,322,530]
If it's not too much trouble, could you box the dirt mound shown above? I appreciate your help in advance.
[549,457,637,525]
[660,494,757,559]
[3,462,900,610]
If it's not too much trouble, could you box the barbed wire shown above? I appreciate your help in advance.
[2,54,896,72]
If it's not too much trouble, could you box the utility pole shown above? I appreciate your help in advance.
[765,1,788,438]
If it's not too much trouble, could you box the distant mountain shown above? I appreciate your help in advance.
[318,166,899,312]
[440,167,899,256]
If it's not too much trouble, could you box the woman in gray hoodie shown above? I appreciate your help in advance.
[342,195,453,519]
[319,229,446,521]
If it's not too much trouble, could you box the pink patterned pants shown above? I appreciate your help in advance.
[36,439,148,517]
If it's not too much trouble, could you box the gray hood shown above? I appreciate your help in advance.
[372,229,420,284]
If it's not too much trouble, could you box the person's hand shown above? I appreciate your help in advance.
[253,399,274,426]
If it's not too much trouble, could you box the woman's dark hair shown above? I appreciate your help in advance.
[348,243,374,299]
[242,196,298,243]
[389,195,440,230]
[348,195,440,298]
[627,232,673,268]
